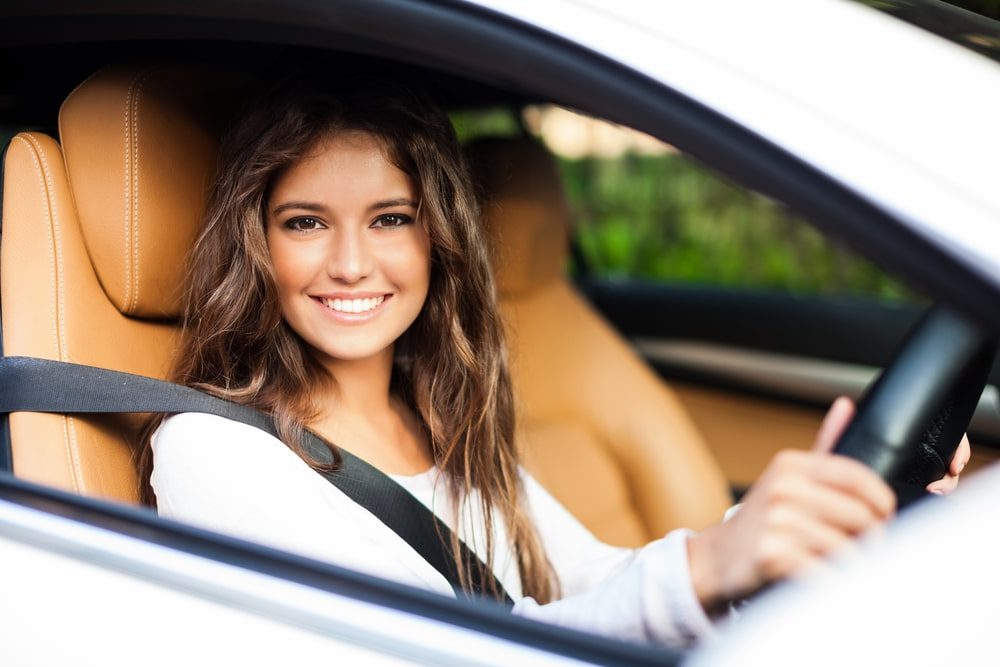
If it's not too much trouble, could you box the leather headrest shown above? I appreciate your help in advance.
[467,137,570,297]
[59,64,250,319]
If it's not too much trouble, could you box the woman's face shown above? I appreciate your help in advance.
[266,131,431,368]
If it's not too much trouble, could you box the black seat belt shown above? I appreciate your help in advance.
[0,355,513,606]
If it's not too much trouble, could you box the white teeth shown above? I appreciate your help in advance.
[322,295,385,314]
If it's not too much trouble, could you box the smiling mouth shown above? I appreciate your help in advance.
[316,295,387,314]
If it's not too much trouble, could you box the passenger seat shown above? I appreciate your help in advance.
[468,136,730,546]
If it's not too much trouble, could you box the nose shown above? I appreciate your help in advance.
[327,226,374,284]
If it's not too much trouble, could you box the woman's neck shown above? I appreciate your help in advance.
[319,346,395,414]
[311,345,433,475]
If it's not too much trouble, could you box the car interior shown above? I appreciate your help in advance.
[0,60,733,544]
[2,43,998,553]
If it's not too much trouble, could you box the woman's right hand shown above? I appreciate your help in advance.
[686,397,896,614]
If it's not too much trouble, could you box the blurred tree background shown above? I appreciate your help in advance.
[561,155,913,299]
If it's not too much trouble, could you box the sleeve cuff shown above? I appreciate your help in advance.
[636,528,719,646]
[510,528,724,648]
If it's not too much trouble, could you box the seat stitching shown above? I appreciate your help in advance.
[15,135,82,494]
[25,136,68,360]
[25,135,85,494]
[123,72,138,313]
[65,415,84,494]
[13,137,60,358]
[132,71,155,314]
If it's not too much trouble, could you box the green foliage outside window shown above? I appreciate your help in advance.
[558,154,917,301]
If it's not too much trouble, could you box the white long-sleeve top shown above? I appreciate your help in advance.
[151,412,716,647]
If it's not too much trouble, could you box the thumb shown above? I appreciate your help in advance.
[813,396,856,454]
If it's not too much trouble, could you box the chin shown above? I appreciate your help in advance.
[310,340,396,365]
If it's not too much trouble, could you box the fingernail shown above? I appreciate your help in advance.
[958,460,968,475]
[928,488,945,496]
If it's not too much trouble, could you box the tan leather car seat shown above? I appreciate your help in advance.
[1,64,248,502]
[468,137,731,546]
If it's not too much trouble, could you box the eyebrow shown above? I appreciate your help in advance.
[270,201,326,217]
[269,198,419,217]
[368,198,419,212]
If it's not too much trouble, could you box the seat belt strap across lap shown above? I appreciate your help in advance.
[0,355,512,606]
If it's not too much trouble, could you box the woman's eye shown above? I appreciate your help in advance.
[372,214,413,229]
[284,217,324,232]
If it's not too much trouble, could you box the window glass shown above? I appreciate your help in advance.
[514,106,920,302]
[5,105,916,301]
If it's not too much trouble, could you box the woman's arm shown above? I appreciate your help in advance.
[514,472,717,647]
[514,397,970,646]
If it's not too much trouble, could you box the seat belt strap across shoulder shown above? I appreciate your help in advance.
[0,355,512,606]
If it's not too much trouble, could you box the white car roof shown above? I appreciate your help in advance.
[466,0,1000,289]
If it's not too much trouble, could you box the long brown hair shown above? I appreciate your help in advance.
[137,79,556,603]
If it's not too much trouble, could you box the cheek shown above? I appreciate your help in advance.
[266,232,285,277]
[268,235,315,293]
[266,239,315,324]
[409,235,433,297]
[383,231,432,293]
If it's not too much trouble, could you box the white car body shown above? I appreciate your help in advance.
[2,0,998,664]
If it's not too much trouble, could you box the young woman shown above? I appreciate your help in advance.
[141,80,967,648]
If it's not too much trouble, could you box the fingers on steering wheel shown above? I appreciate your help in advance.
[797,452,896,519]
[769,474,889,536]
[926,476,959,495]
[757,531,837,582]
[812,396,856,454]
[952,434,971,476]
[925,434,970,495]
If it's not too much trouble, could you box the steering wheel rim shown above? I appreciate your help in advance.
[833,305,997,509]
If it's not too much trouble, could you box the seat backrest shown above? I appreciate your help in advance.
[0,64,247,502]
[468,137,730,545]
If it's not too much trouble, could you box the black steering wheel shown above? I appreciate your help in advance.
[833,305,997,509]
